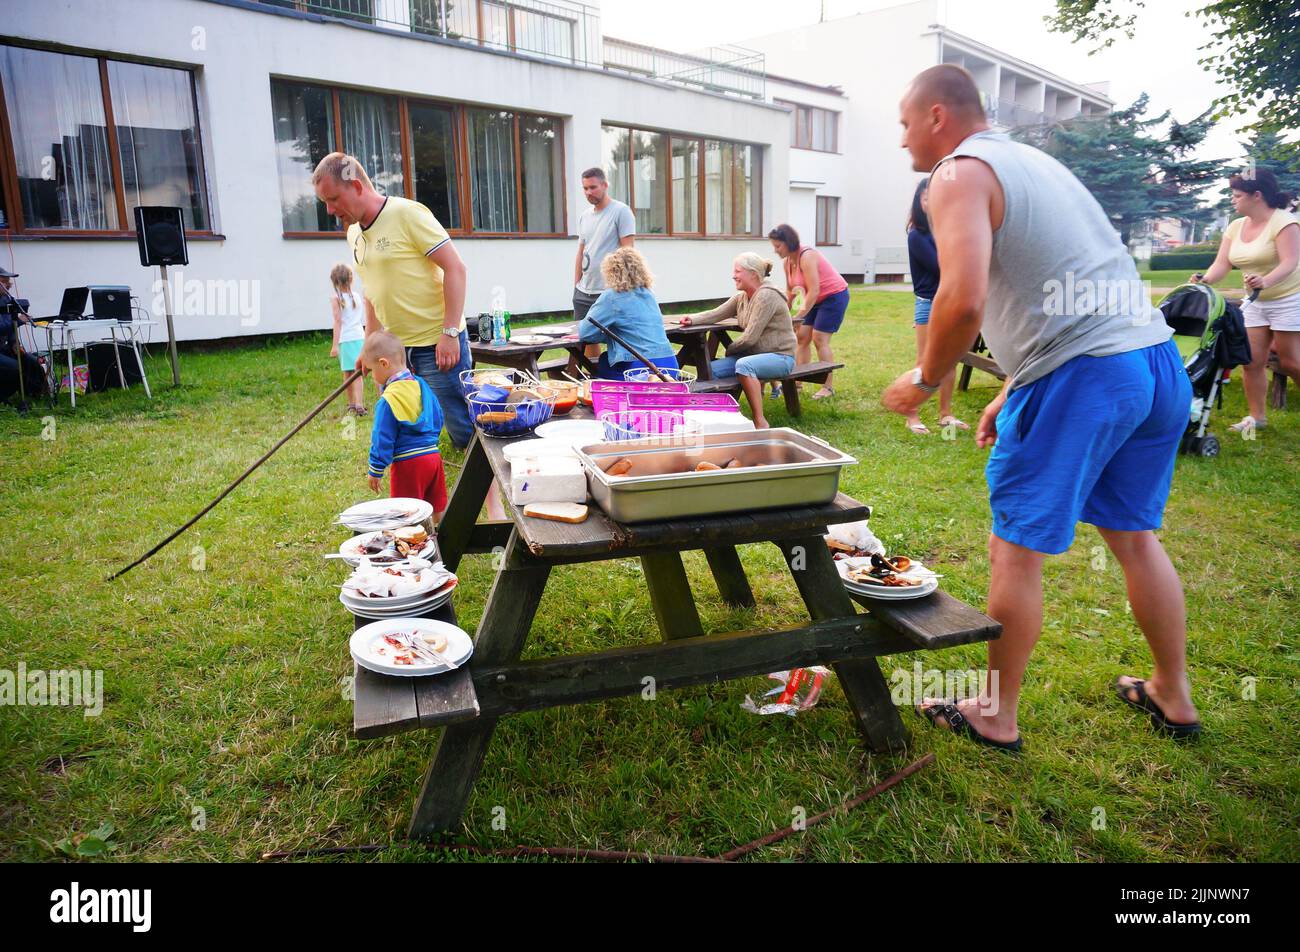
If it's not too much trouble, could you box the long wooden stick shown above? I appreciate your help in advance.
[718,753,936,862]
[583,315,674,382]
[108,370,363,581]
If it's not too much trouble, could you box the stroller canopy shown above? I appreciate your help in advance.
[1159,284,1252,372]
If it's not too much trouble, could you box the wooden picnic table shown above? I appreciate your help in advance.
[349,414,1001,839]
[470,317,742,381]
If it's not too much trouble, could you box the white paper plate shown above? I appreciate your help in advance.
[529,324,576,337]
[341,576,457,610]
[535,419,607,447]
[501,438,580,464]
[836,558,939,601]
[338,531,438,566]
[342,591,456,620]
[338,498,433,532]
[350,619,473,678]
[507,334,556,346]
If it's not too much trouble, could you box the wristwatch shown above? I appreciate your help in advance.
[911,367,939,394]
[440,326,460,339]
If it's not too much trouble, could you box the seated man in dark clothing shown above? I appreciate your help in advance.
[0,266,47,404]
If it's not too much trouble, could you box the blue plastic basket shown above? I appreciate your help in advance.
[467,386,557,438]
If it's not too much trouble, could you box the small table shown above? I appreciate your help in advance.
[470,317,743,381]
[350,416,1002,839]
[28,318,156,407]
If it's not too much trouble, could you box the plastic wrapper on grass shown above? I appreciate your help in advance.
[741,668,832,718]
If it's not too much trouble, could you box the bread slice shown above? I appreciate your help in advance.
[523,502,589,524]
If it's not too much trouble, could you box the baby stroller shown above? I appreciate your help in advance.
[1157,283,1254,458]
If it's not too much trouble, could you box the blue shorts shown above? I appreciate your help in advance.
[914,297,933,326]
[805,288,850,334]
[710,352,795,380]
[986,340,1191,555]
[338,338,363,372]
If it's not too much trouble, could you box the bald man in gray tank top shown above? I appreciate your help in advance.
[882,65,1199,751]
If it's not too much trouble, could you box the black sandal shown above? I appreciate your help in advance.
[1113,677,1203,741]
[917,701,1023,754]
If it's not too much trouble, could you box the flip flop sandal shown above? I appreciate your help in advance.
[811,387,834,400]
[917,701,1023,753]
[938,416,970,431]
[1228,417,1266,432]
[1113,677,1202,741]
[907,422,932,435]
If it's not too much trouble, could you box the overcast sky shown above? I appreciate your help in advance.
[600,0,1263,167]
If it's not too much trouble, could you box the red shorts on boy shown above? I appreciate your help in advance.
[389,453,447,514]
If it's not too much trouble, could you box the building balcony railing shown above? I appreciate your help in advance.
[248,1,767,99]
[256,0,603,66]
[986,97,1049,129]
[604,39,766,100]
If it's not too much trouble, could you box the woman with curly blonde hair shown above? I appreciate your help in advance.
[577,247,679,380]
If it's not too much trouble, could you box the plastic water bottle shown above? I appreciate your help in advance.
[491,308,503,343]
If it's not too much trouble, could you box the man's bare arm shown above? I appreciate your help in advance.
[429,241,466,331]
[619,235,635,249]
[575,241,586,286]
[919,158,996,385]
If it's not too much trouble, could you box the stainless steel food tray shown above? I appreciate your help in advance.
[575,428,857,524]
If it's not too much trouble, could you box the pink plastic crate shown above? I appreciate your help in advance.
[625,391,741,414]
[589,379,688,417]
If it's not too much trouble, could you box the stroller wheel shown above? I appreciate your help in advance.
[1198,435,1221,458]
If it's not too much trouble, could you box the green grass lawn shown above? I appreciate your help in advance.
[1136,267,1244,291]
[2,292,1296,863]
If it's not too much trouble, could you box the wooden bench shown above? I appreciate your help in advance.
[691,361,843,417]
[957,335,1006,392]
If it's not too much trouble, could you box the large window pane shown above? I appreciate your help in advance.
[0,45,118,230]
[271,81,336,232]
[705,140,733,236]
[106,60,209,230]
[602,125,631,208]
[340,90,403,198]
[514,9,575,61]
[467,108,517,233]
[671,137,699,234]
[631,130,666,235]
[520,113,562,233]
[408,100,460,229]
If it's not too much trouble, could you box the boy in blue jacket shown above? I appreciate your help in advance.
[362,331,447,519]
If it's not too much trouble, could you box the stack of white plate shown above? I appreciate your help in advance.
[835,558,939,601]
[337,498,434,533]
[340,579,457,620]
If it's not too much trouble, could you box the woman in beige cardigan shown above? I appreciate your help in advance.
[680,252,798,429]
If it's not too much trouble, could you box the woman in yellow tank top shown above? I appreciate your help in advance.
[1195,169,1299,433]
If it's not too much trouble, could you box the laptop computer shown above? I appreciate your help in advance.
[89,285,132,322]
[56,287,89,321]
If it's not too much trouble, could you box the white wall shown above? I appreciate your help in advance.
[4,0,789,342]
[742,1,942,283]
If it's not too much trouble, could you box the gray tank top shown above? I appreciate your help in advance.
[939,131,1171,388]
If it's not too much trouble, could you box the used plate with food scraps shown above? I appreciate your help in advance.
[350,619,474,678]
[338,498,433,532]
[338,529,437,566]
[833,553,940,601]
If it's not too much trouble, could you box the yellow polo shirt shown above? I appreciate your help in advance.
[1224,209,1300,302]
[347,196,464,346]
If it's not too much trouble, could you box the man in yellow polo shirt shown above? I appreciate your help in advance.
[312,152,474,447]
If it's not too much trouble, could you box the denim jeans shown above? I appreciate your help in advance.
[407,331,474,449]
[710,352,795,380]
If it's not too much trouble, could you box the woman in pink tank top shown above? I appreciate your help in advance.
[769,224,850,399]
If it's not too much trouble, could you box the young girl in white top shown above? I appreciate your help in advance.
[1196,168,1299,434]
[330,263,367,415]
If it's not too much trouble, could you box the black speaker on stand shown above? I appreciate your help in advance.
[134,206,189,386]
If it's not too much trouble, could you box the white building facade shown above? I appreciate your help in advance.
[0,0,1111,343]
[744,0,1113,281]
[0,0,789,341]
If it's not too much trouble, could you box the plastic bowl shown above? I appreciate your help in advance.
[468,386,558,438]
[622,366,697,385]
[548,380,582,416]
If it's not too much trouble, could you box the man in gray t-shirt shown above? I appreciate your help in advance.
[574,167,636,322]
[883,65,1200,753]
